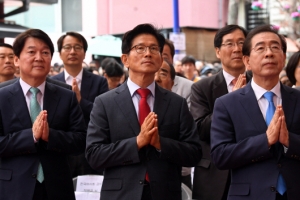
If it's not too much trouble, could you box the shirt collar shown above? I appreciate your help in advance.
[222,69,236,87]
[251,79,281,100]
[127,78,155,97]
[64,68,83,82]
[19,78,46,96]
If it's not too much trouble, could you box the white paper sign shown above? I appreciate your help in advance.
[76,175,104,193]
[75,191,100,200]
[169,32,186,50]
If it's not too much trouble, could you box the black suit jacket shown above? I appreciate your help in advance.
[190,70,251,200]
[51,69,108,125]
[86,82,202,200]
[0,80,86,200]
[211,82,300,199]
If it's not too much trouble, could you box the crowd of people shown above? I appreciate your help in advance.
[0,22,299,200]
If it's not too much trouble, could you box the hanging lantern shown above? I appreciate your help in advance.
[251,1,263,11]
[291,12,300,21]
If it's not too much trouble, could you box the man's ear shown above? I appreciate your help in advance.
[14,55,19,67]
[242,55,251,71]
[121,54,129,69]
[215,47,221,59]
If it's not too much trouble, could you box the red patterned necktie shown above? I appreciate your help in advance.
[231,78,238,86]
[136,88,151,125]
[136,88,151,182]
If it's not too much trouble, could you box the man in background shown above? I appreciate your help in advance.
[191,24,248,200]
[0,43,16,83]
[51,32,108,177]
[102,58,124,90]
[163,39,193,108]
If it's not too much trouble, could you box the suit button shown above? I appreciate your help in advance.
[139,180,143,185]
[270,186,276,192]
[32,174,37,178]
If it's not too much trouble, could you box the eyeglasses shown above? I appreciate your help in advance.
[221,41,244,49]
[130,45,160,54]
[251,45,282,54]
[62,45,83,52]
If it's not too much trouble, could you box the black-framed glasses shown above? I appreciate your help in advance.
[251,45,282,54]
[221,41,244,49]
[62,45,83,52]
[130,45,160,54]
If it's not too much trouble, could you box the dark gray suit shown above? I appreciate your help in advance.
[86,82,202,200]
[190,71,230,200]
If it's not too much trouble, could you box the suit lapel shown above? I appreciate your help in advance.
[212,71,228,101]
[114,83,140,136]
[239,83,267,132]
[281,84,297,128]
[8,81,32,127]
[153,85,170,127]
[55,72,66,83]
[43,82,60,125]
[81,70,92,99]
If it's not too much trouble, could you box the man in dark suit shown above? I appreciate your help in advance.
[191,25,248,200]
[0,43,16,83]
[211,25,300,200]
[0,29,86,200]
[86,23,201,200]
[51,32,108,177]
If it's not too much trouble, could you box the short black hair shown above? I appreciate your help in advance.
[121,23,165,54]
[0,43,13,50]
[101,57,116,71]
[57,32,88,53]
[163,59,176,81]
[286,51,300,85]
[103,60,124,77]
[214,25,247,48]
[164,39,175,58]
[181,55,196,65]
[242,24,287,56]
[13,29,54,58]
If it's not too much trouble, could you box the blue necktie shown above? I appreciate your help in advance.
[30,87,44,183]
[264,91,286,195]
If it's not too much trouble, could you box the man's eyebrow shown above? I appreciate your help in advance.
[160,68,169,73]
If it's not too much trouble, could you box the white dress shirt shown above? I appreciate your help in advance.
[64,68,83,90]
[223,70,238,93]
[127,78,155,118]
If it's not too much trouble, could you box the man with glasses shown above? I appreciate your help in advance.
[191,24,250,200]
[211,24,300,199]
[86,23,201,200]
[52,32,108,177]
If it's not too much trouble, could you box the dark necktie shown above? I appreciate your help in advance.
[264,91,286,195]
[136,88,151,182]
[29,87,44,183]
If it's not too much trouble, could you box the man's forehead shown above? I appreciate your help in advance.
[222,30,245,41]
[0,47,13,52]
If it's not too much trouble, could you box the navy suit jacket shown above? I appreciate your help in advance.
[0,80,86,200]
[86,82,202,200]
[51,69,108,125]
[211,82,300,200]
